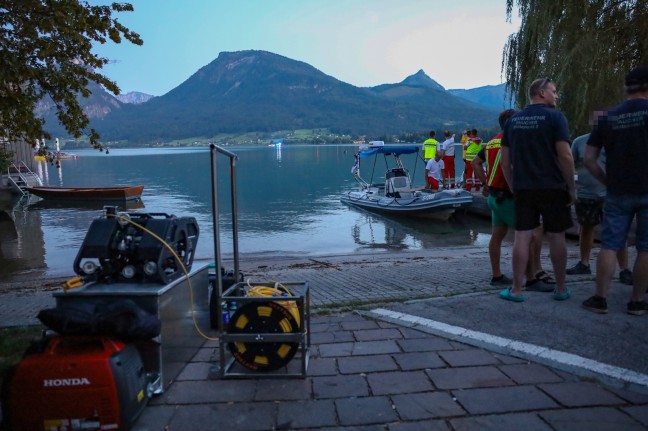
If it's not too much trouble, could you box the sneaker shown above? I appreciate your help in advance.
[582,295,608,314]
[566,261,591,275]
[619,269,633,285]
[627,300,648,316]
[490,274,513,285]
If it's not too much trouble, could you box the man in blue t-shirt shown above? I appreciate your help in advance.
[499,78,576,302]
[582,66,648,316]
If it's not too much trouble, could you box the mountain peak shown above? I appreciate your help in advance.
[400,70,445,91]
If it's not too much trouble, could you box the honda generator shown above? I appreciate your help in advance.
[3,336,149,431]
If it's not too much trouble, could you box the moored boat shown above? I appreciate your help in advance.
[26,185,144,201]
[340,143,472,220]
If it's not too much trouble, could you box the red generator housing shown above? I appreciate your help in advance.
[4,336,149,431]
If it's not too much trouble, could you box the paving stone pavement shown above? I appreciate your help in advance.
[130,313,648,431]
[2,245,647,430]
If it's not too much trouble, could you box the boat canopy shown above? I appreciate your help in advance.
[357,145,419,158]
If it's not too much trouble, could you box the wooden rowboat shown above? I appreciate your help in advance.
[26,185,144,201]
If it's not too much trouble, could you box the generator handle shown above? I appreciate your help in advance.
[45,336,124,355]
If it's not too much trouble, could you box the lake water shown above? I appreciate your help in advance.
[1,145,496,280]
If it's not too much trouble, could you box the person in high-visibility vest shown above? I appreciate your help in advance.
[464,129,483,191]
[471,110,516,284]
[423,131,439,162]
[423,131,440,185]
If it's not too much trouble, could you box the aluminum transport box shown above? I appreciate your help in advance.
[54,262,210,393]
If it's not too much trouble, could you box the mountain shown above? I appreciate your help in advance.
[448,84,513,110]
[38,50,501,143]
[36,78,124,137]
[93,51,499,143]
[398,69,445,91]
[116,91,155,104]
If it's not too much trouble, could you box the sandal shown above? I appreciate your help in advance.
[535,271,556,285]
[499,288,525,302]
[552,288,571,301]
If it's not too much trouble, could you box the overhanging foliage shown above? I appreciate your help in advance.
[0,0,142,148]
[503,0,648,135]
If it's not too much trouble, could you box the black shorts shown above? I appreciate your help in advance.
[574,197,603,227]
[514,189,573,233]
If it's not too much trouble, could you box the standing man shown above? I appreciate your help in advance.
[499,78,575,302]
[472,109,552,291]
[440,131,456,188]
[425,151,445,191]
[423,131,439,162]
[464,129,483,191]
[582,66,648,315]
[423,130,440,184]
[566,132,633,284]
[472,110,517,285]
[460,130,470,187]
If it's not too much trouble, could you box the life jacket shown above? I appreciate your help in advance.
[483,133,510,191]
[423,138,438,160]
[465,137,483,162]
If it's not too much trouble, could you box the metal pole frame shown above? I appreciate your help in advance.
[209,144,240,333]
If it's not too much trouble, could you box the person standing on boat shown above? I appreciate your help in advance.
[440,131,456,188]
[582,66,648,315]
[464,129,483,191]
[425,151,445,191]
[423,130,441,186]
[459,130,470,187]
[499,78,575,302]
[423,131,440,162]
[566,131,632,284]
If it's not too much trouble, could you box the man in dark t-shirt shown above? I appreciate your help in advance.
[582,66,648,316]
[498,78,575,302]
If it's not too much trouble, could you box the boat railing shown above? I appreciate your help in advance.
[6,161,43,195]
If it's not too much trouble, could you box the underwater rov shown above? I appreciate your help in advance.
[73,208,199,284]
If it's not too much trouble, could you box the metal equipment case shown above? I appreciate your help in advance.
[54,262,210,393]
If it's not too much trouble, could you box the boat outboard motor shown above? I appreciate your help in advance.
[73,207,199,284]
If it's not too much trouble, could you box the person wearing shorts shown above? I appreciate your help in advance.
[472,110,517,285]
[567,132,632,283]
[582,66,648,316]
[499,78,575,302]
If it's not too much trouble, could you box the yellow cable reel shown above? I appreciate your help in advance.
[226,282,301,372]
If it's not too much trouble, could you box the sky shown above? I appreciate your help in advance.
[92,0,522,97]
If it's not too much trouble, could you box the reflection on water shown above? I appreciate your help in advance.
[0,145,497,281]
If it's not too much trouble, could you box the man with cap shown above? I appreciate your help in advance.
[582,66,648,315]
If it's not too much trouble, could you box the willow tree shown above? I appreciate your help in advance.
[0,0,142,149]
[503,0,648,135]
